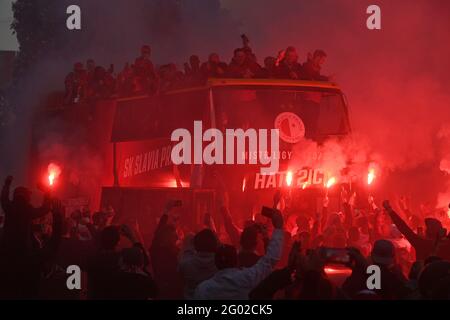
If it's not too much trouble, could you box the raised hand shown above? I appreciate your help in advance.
[340,186,349,204]
[273,190,282,209]
[120,224,136,242]
[349,192,357,207]
[382,200,392,211]
[271,209,284,229]
[323,194,329,208]
[398,196,408,211]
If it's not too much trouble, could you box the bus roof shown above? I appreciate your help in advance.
[114,78,343,102]
[165,78,341,95]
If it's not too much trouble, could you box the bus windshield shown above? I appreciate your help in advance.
[213,87,350,139]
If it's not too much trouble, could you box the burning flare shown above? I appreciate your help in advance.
[286,171,293,187]
[367,168,376,185]
[326,177,336,189]
[47,163,62,187]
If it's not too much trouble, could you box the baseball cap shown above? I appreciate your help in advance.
[371,239,395,266]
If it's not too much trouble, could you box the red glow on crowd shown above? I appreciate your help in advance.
[324,266,352,276]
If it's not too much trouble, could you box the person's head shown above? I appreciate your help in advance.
[74,62,84,72]
[312,50,327,67]
[120,247,145,270]
[298,231,311,248]
[348,226,360,243]
[86,59,95,71]
[233,48,246,66]
[379,222,392,238]
[296,215,311,232]
[209,53,220,64]
[94,66,106,79]
[424,218,443,239]
[240,225,259,252]
[284,46,298,64]
[418,260,450,299]
[408,260,424,281]
[328,212,343,228]
[355,216,369,233]
[93,211,109,229]
[141,45,151,58]
[215,244,238,269]
[371,239,395,266]
[189,55,200,69]
[264,56,276,69]
[13,186,32,205]
[100,225,121,251]
[194,229,218,253]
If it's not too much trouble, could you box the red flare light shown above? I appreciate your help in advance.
[47,163,61,187]
[367,169,376,185]
[286,171,293,187]
[326,177,336,189]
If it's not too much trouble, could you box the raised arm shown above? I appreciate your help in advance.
[383,200,422,247]
[154,200,176,235]
[30,192,52,219]
[235,210,284,290]
[219,206,241,246]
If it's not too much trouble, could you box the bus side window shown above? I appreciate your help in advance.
[161,90,210,136]
[316,94,349,135]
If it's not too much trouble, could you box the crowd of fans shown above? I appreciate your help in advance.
[0,174,449,300]
[64,36,331,104]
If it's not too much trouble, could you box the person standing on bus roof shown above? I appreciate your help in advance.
[276,46,304,80]
[302,50,330,81]
[201,53,228,78]
[134,45,158,94]
[258,56,277,78]
[227,48,257,79]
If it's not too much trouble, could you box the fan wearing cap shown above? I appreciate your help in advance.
[193,210,284,300]
[1,175,51,254]
[382,200,449,261]
[343,240,410,299]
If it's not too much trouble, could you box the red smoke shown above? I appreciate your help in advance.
[226,0,450,209]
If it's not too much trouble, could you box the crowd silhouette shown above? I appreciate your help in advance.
[1,174,449,300]
[64,36,331,104]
